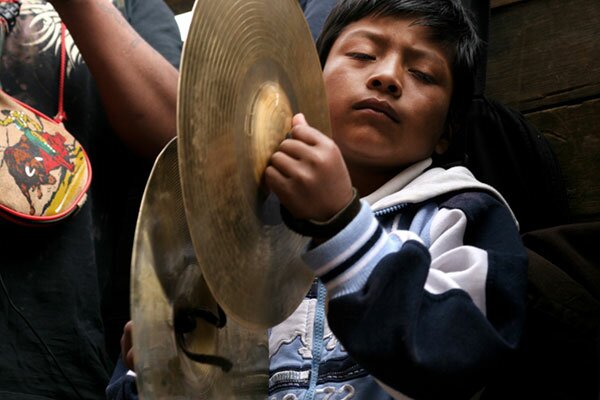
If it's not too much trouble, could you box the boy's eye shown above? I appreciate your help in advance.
[410,69,435,84]
[347,52,375,61]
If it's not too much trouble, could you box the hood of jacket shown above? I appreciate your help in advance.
[363,158,518,226]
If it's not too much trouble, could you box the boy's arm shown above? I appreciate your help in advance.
[49,0,181,158]
[266,114,527,399]
[303,193,527,399]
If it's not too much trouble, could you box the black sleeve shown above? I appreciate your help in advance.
[326,194,528,400]
[124,0,183,68]
[300,0,338,41]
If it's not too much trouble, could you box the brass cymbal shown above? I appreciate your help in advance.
[131,138,269,399]
[177,0,329,329]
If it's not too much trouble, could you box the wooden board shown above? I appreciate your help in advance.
[526,99,600,222]
[491,0,524,8]
[165,0,193,14]
[486,0,600,112]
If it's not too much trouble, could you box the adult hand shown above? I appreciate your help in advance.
[265,113,353,222]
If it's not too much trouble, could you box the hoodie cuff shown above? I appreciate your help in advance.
[281,188,361,238]
[302,200,398,299]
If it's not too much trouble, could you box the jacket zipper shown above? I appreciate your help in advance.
[373,202,409,217]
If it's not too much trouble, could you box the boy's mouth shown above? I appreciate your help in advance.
[352,98,400,123]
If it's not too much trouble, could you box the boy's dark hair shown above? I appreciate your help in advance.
[316,0,482,133]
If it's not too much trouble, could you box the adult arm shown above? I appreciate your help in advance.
[50,0,180,158]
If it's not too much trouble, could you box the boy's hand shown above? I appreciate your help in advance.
[265,113,353,222]
[120,320,135,371]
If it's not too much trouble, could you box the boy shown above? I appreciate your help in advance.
[111,0,527,399]
[264,0,527,399]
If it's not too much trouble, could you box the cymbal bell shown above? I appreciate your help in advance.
[177,0,330,329]
[131,138,269,399]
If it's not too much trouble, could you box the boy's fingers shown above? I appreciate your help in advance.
[121,321,133,361]
[292,113,307,126]
[269,151,298,178]
[264,165,291,199]
[278,137,313,160]
[290,112,328,146]
[290,123,324,146]
[125,348,135,371]
[122,321,135,370]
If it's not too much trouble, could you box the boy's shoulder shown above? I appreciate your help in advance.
[368,161,511,217]
[442,95,569,233]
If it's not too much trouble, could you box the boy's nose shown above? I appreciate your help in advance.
[367,68,402,97]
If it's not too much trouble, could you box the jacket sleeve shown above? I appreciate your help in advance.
[105,357,139,400]
[299,0,338,41]
[302,192,528,399]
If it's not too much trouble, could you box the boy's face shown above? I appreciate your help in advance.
[323,15,453,173]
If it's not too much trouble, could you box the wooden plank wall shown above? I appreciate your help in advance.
[165,0,600,224]
[487,0,600,223]
[165,0,192,14]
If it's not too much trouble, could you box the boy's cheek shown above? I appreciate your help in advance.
[323,60,353,90]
